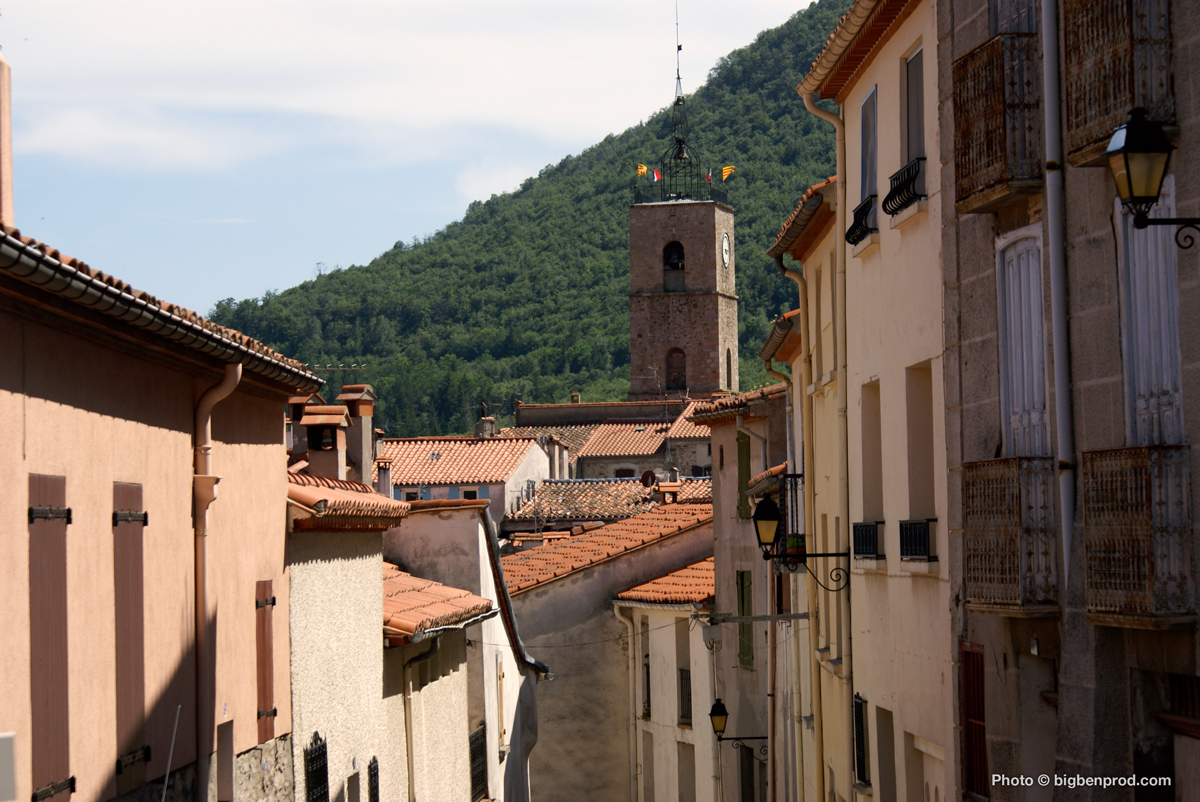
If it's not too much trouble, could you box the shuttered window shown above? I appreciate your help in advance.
[113,483,149,793]
[961,642,988,796]
[736,571,753,669]
[997,234,1050,456]
[256,581,277,743]
[736,432,751,518]
[853,694,870,785]
[861,88,878,198]
[906,50,925,163]
[1118,175,1184,445]
[29,474,73,801]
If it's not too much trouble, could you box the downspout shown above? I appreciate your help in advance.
[193,362,242,802]
[736,415,769,473]
[1041,0,1075,593]
[614,605,639,802]
[775,254,823,802]
[404,638,441,802]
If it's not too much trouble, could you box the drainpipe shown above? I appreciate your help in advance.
[193,362,242,802]
[614,606,639,802]
[404,637,441,801]
[1041,0,1076,592]
[774,254,823,802]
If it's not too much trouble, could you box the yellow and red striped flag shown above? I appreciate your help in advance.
[721,165,736,181]
[637,163,647,176]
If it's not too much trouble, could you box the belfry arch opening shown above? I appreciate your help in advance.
[666,349,687,391]
[663,241,685,292]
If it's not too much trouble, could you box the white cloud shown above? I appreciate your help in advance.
[4,0,811,171]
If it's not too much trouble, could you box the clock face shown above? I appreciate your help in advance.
[721,232,731,267]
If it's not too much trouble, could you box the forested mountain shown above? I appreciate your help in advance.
[210,0,849,436]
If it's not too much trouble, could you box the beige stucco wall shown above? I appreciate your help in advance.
[287,529,405,802]
[0,304,293,802]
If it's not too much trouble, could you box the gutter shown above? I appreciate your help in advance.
[0,232,321,392]
[407,608,499,643]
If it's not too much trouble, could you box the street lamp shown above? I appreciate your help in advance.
[1106,108,1199,247]
[751,495,781,559]
[709,699,729,737]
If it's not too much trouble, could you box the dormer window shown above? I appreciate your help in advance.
[663,241,685,292]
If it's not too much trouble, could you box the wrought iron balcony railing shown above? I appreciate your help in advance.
[899,519,936,561]
[963,457,1057,610]
[852,521,885,559]
[882,158,926,216]
[952,32,1041,213]
[845,195,878,246]
[1083,445,1193,622]
[1063,0,1174,166]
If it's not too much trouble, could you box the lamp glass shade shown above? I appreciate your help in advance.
[1106,108,1173,214]
[709,699,729,735]
[752,495,781,549]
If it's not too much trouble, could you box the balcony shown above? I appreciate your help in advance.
[1063,0,1174,166]
[952,33,1041,214]
[845,195,878,246]
[963,457,1058,614]
[882,158,926,216]
[1083,445,1193,627]
[852,521,885,560]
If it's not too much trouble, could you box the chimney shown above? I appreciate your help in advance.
[287,392,325,457]
[300,405,350,481]
[336,384,377,484]
[570,392,581,404]
[375,457,393,497]
[475,417,496,438]
[0,53,13,227]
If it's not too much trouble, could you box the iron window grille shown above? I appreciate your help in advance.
[853,694,870,786]
[852,522,885,559]
[303,733,329,802]
[367,757,379,802]
[469,726,488,801]
[899,519,937,561]
[678,669,693,726]
[846,195,878,245]
[882,157,926,216]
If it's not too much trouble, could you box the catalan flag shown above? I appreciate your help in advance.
[637,163,647,176]
[721,166,736,181]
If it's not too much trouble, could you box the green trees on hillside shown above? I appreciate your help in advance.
[210,0,850,436]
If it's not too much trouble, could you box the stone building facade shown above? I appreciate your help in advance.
[629,200,739,400]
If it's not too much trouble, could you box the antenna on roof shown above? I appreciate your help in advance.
[675,0,683,99]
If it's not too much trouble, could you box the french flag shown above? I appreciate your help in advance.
[652,168,661,182]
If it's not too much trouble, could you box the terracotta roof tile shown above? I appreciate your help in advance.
[375,436,540,486]
[382,562,493,645]
[665,401,710,440]
[746,463,789,498]
[617,557,715,605]
[499,424,600,457]
[767,177,838,260]
[574,422,671,458]
[501,504,713,594]
[298,405,351,427]
[688,383,788,425]
[287,471,410,528]
[507,477,713,522]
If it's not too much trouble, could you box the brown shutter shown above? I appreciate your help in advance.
[113,483,148,793]
[961,641,988,796]
[256,581,276,743]
[29,474,72,799]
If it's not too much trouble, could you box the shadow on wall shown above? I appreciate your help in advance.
[503,673,538,802]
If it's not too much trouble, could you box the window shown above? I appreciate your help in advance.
[726,349,733,390]
[853,694,870,785]
[615,468,636,478]
[677,743,696,802]
[463,489,478,500]
[996,231,1050,456]
[404,491,419,502]
[906,364,935,519]
[961,643,988,796]
[1117,175,1184,445]
[736,571,754,668]
[663,241,685,292]
[666,349,687,391]
[905,49,925,164]
[737,431,751,518]
[719,445,724,470]
[861,88,878,200]
[640,617,651,717]
[304,733,330,802]
[861,381,884,520]
[675,618,691,725]
[775,573,791,615]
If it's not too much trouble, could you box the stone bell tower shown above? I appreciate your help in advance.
[628,93,738,401]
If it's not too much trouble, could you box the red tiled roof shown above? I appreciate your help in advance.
[501,504,713,594]
[800,0,922,103]
[374,436,540,486]
[767,177,838,260]
[382,562,494,646]
[617,557,715,605]
[499,424,600,458]
[287,471,410,529]
[747,463,789,498]
[298,406,351,427]
[688,383,789,425]
[665,401,710,440]
[0,226,320,391]
[575,422,672,458]
[406,499,490,514]
[507,477,713,522]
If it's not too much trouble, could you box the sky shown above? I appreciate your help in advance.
[4,0,811,314]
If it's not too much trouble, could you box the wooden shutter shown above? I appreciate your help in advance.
[861,88,878,197]
[998,236,1050,456]
[256,581,277,743]
[906,50,925,163]
[113,483,148,793]
[29,474,73,800]
[737,432,751,518]
[961,642,988,796]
